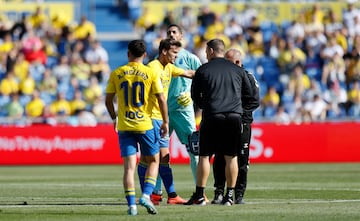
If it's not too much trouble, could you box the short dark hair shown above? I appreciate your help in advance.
[128,39,146,57]
[207,39,225,54]
[167,24,183,34]
[159,38,182,53]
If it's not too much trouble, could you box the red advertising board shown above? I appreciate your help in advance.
[0,122,360,165]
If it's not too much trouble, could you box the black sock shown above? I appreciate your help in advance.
[168,192,177,198]
[225,187,234,199]
[195,186,204,198]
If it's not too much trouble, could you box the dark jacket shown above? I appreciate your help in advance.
[191,57,255,119]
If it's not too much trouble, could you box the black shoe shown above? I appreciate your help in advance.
[235,196,245,204]
[211,191,223,204]
[221,196,233,206]
[183,193,206,205]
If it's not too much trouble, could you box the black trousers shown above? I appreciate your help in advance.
[212,122,251,197]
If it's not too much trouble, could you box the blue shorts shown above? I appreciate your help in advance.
[152,119,169,148]
[118,128,160,157]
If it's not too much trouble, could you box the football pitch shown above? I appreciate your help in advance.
[0,163,359,221]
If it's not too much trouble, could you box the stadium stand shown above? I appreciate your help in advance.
[0,0,360,125]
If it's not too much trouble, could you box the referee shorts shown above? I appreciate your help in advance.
[199,113,242,157]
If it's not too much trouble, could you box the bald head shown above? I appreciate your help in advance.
[224,49,242,66]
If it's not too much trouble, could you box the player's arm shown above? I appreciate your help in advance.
[105,92,117,129]
[180,70,195,79]
[155,92,169,137]
[171,65,195,79]
[241,69,260,112]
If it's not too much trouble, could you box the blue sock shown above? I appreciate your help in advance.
[125,188,136,207]
[143,176,157,196]
[153,174,162,194]
[159,163,176,194]
[137,161,147,192]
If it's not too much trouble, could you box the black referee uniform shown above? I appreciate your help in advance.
[212,68,260,204]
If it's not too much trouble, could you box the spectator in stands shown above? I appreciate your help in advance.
[50,92,71,116]
[5,47,18,74]
[10,13,29,41]
[70,89,87,115]
[342,0,360,38]
[76,108,97,126]
[304,3,325,33]
[288,64,311,98]
[5,92,24,118]
[277,40,306,76]
[224,18,243,41]
[320,36,344,63]
[73,15,96,41]
[246,16,265,57]
[197,5,216,35]
[262,85,280,118]
[25,89,45,118]
[65,76,82,101]
[38,68,57,102]
[303,94,328,122]
[285,19,305,45]
[19,70,35,96]
[21,29,47,65]
[92,95,108,121]
[324,9,343,37]
[0,70,19,96]
[321,53,346,87]
[83,76,102,105]
[179,6,197,35]
[236,3,258,29]
[0,32,14,54]
[347,80,360,117]
[57,26,75,57]
[84,39,110,82]
[274,105,291,125]
[29,58,46,83]
[70,55,91,87]
[28,6,47,34]
[323,81,347,118]
[52,55,71,83]
[135,6,157,35]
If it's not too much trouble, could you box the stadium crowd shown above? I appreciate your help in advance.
[1,1,360,126]
[0,6,109,126]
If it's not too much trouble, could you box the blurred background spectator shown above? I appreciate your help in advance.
[1,0,360,126]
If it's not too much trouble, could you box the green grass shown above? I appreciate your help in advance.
[0,163,359,221]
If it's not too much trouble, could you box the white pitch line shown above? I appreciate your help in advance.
[1,199,360,208]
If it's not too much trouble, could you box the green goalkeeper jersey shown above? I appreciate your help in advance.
[167,48,202,112]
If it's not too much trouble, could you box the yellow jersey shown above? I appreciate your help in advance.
[106,62,163,131]
[26,98,45,117]
[147,60,184,120]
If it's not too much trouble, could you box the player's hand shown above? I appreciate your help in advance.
[177,92,192,107]
[160,122,169,138]
[113,117,118,132]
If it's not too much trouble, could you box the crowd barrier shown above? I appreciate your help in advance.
[0,122,359,165]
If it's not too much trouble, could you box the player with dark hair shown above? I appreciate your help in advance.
[138,38,194,205]
[185,39,256,206]
[151,24,203,204]
[105,39,168,215]
[211,48,260,205]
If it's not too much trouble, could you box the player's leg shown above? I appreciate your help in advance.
[152,119,186,204]
[169,111,198,184]
[235,123,251,204]
[221,113,242,206]
[211,154,226,204]
[184,116,216,205]
[138,129,160,214]
[118,132,138,215]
